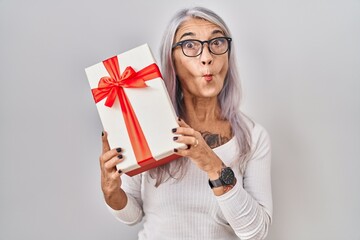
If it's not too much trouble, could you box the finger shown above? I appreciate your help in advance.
[173,135,199,146]
[177,118,191,128]
[173,147,191,157]
[104,154,124,172]
[102,131,111,154]
[175,127,202,138]
[176,118,197,136]
[111,169,123,181]
[100,147,123,166]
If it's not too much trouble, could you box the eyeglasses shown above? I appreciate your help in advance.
[172,37,232,57]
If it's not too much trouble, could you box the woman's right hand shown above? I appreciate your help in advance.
[99,131,127,210]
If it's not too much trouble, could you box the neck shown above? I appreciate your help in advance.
[182,95,221,127]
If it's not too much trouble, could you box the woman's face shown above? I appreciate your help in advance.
[173,18,229,99]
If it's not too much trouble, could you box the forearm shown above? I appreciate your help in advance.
[105,174,144,225]
[217,185,271,240]
[106,192,144,225]
[103,188,128,210]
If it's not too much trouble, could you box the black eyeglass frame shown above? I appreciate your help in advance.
[172,37,232,57]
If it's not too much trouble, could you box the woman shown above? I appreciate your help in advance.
[99,7,272,240]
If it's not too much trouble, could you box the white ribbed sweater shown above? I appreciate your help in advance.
[107,123,273,240]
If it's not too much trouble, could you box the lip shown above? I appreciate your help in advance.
[203,74,213,81]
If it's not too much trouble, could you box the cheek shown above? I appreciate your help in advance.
[174,57,196,80]
[216,64,229,86]
[173,53,184,76]
[219,57,229,75]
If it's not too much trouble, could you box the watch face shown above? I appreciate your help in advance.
[221,167,235,185]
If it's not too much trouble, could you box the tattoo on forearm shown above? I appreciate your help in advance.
[200,131,230,149]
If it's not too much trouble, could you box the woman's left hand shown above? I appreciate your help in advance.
[172,118,223,175]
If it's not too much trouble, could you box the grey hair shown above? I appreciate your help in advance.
[150,7,253,186]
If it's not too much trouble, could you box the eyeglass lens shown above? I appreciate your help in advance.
[181,37,229,57]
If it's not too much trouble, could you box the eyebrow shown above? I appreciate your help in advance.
[179,29,225,40]
[212,29,225,35]
[179,32,195,40]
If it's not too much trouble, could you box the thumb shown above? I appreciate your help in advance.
[102,131,111,154]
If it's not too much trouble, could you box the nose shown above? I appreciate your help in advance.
[200,44,213,65]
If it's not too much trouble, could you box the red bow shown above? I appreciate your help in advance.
[92,57,162,107]
[91,56,162,165]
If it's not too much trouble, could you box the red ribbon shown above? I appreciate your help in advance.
[91,56,162,165]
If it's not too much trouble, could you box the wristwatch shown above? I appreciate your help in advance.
[208,166,236,189]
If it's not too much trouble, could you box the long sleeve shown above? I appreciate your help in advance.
[216,124,273,239]
[102,122,272,240]
[106,172,144,225]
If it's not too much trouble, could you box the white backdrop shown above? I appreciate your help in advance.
[1,0,359,239]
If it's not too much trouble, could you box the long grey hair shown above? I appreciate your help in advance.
[149,7,253,186]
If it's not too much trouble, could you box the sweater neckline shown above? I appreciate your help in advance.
[213,136,236,153]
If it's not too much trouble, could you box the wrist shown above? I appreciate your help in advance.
[208,166,236,195]
[207,160,224,180]
[104,188,127,210]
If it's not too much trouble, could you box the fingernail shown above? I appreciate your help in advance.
[118,169,122,174]
[173,136,178,141]
[172,128,177,133]
[117,154,123,159]
[116,147,122,153]
[173,148,178,152]
[102,131,104,136]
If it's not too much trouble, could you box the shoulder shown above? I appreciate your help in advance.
[243,117,271,158]
[252,122,270,145]
[242,116,270,143]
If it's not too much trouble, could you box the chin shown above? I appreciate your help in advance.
[198,91,221,98]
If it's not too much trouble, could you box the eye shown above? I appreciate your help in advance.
[211,38,226,47]
[183,40,196,49]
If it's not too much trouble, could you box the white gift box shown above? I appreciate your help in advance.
[85,44,185,176]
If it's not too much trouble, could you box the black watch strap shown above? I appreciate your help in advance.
[208,178,223,188]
